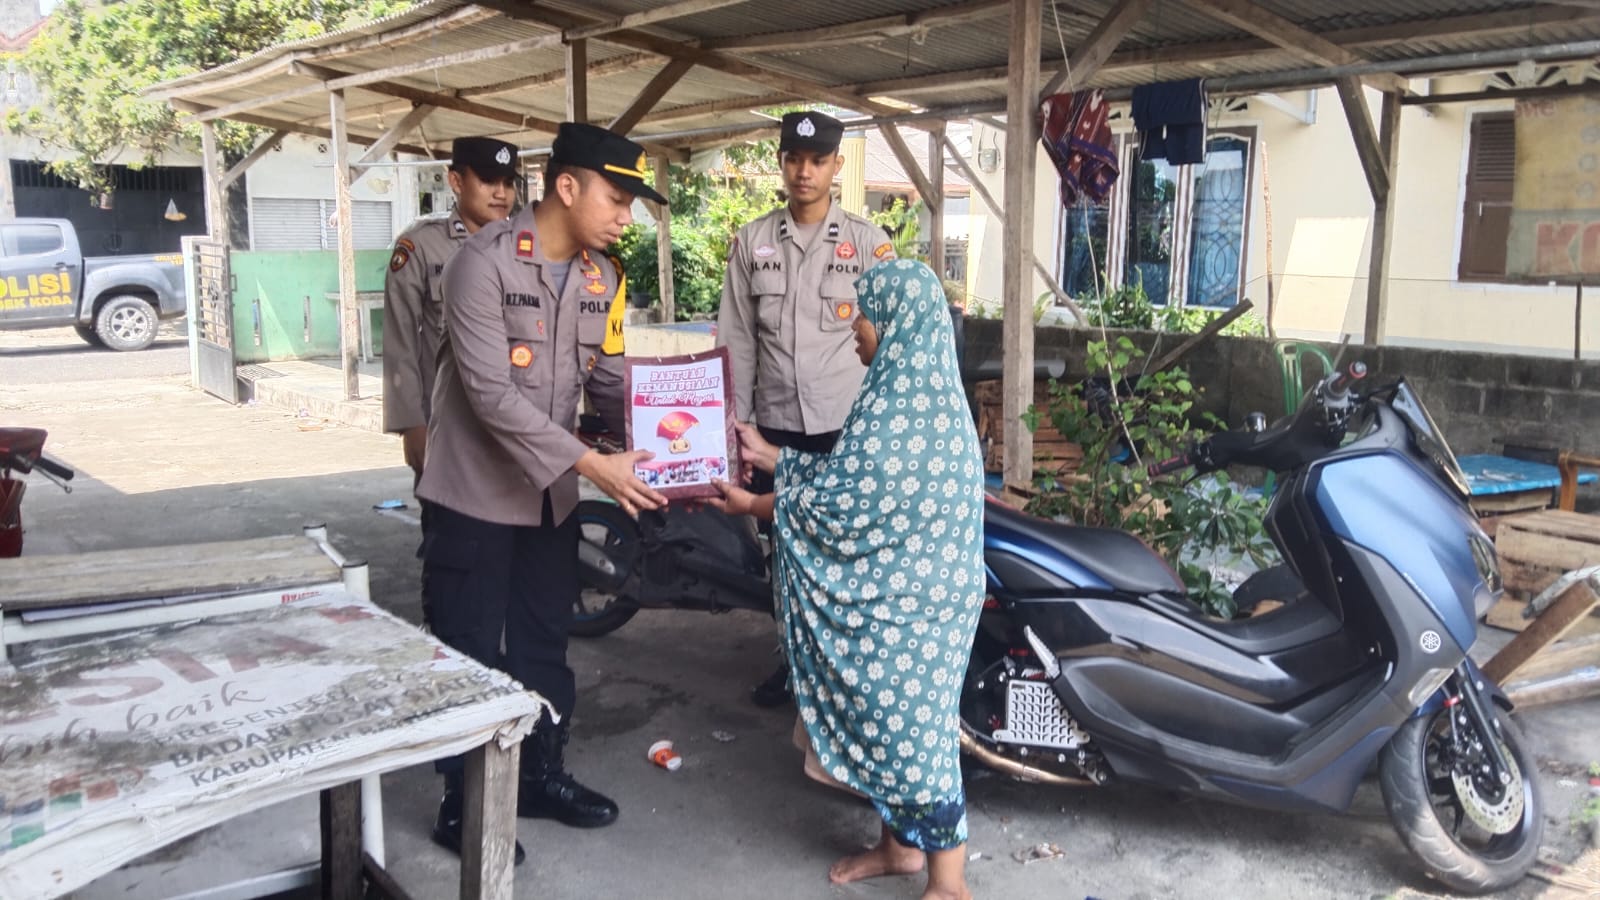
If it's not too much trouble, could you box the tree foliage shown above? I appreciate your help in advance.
[6,0,410,194]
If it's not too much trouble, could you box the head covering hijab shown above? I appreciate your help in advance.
[771,259,985,850]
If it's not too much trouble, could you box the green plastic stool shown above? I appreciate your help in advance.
[1263,341,1334,494]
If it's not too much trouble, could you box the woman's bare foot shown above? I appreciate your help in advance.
[828,827,924,884]
[921,843,971,900]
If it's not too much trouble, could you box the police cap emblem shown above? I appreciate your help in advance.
[495,147,511,165]
[797,117,816,137]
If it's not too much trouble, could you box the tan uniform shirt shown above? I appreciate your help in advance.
[416,205,628,527]
[382,211,470,433]
[717,202,897,434]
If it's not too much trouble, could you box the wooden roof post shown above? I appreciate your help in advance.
[330,89,361,401]
[654,155,675,323]
[200,122,228,243]
[1338,79,1401,346]
[1003,0,1041,491]
[929,123,946,282]
[567,38,588,122]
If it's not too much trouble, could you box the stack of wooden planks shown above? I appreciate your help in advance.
[1482,509,1600,706]
[973,379,1084,478]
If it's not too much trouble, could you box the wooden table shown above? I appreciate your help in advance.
[0,537,544,900]
[1461,453,1598,517]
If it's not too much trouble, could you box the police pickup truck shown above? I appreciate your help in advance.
[0,218,186,351]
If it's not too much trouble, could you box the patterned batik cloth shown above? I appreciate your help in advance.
[771,259,986,852]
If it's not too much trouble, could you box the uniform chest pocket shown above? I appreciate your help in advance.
[819,284,859,332]
[577,314,608,348]
[752,270,786,333]
[503,307,547,382]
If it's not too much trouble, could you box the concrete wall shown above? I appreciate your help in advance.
[964,76,1600,358]
[228,249,389,363]
[963,317,1598,459]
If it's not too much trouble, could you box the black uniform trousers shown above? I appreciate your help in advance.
[420,496,577,774]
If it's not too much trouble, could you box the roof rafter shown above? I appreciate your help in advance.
[475,0,914,123]
[171,98,432,157]
[1178,0,1410,94]
[459,52,655,99]
[291,61,564,134]
[696,0,1007,53]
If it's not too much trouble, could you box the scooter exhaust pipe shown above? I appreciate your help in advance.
[958,723,1095,787]
[578,538,626,591]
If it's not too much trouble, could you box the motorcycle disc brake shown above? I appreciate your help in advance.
[1450,741,1524,835]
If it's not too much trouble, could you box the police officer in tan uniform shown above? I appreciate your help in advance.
[418,123,667,859]
[718,110,898,706]
[382,136,518,479]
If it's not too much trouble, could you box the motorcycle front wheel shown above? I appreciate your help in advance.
[571,500,641,638]
[1378,703,1543,895]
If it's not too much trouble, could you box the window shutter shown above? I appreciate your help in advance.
[1458,112,1515,281]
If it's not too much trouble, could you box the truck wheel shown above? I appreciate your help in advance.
[73,324,105,348]
[95,295,158,352]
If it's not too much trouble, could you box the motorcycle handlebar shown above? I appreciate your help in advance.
[1326,361,1368,399]
[34,455,74,481]
[1147,451,1193,478]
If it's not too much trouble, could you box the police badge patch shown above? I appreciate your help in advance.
[389,238,415,272]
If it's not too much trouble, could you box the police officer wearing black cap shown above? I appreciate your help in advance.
[417,122,668,861]
[717,110,897,707]
[383,136,519,481]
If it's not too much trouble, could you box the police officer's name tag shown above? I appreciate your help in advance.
[622,348,739,502]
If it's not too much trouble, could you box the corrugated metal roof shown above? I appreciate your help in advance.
[149,0,1600,154]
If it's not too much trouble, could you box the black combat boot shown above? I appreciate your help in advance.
[431,771,527,865]
[516,722,619,828]
[750,661,793,708]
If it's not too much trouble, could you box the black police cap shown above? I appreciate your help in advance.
[548,122,667,205]
[779,111,844,155]
[451,136,520,182]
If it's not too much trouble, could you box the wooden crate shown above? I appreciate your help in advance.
[1496,509,1600,595]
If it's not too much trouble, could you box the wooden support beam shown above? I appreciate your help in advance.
[654,156,675,324]
[319,782,363,900]
[1178,0,1409,94]
[1004,0,1041,491]
[639,91,799,126]
[1041,0,1154,96]
[1362,88,1401,347]
[563,0,756,42]
[461,52,653,99]
[878,123,938,206]
[698,0,1007,52]
[609,59,695,134]
[219,130,287,190]
[941,133,1087,323]
[200,122,227,243]
[173,99,433,157]
[1484,574,1600,684]
[311,32,565,92]
[477,1,911,123]
[460,740,520,900]
[353,105,434,168]
[330,90,361,402]
[1336,78,1390,202]
[929,124,946,279]
[294,61,565,134]
[567,39,588,123]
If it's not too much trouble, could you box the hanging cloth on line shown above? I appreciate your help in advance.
[1039,89,1119,207]
[1131,77,1208,165]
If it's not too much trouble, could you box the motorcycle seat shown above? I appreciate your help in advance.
[985,498,1184,595]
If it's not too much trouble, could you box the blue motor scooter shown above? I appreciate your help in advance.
[970,362,1540,894]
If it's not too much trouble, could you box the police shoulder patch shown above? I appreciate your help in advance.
[389,238,415,273]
